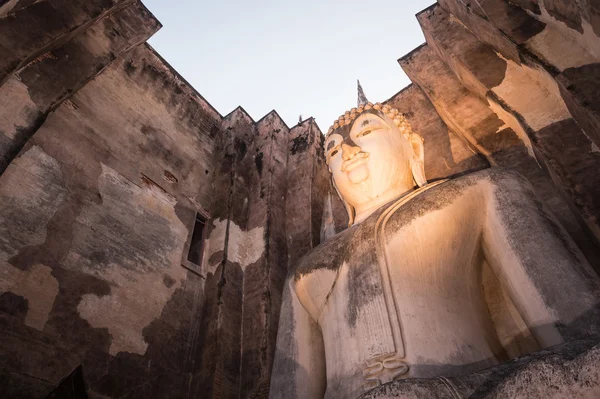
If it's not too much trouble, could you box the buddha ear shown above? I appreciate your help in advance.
[331,178,355,227]
[409,133,427,188]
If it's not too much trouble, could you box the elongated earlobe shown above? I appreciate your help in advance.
[409,133,427,187]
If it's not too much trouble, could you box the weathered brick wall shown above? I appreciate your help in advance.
[240,111,289,399]
[285,118,348,270]
[0,0,161,173]
[0,4,222,396]
[385,84,489,181]
[409,1,600,268]
[192,107,252,399]
[2,1,600,398]
[195,108,292,399]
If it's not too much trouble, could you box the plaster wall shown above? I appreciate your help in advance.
[415,3,600,265]
[0,26,222,398]
[285,119,344,268]
[385,84,488,180]
[194,107,253,399]
[0,0,160,172]
[240,112,290,398]
[1,1,600,398]
[196,107,293,399]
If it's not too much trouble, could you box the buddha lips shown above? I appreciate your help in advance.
[342,152,370,172]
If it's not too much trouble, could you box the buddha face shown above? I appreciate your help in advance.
[325,112,415,210]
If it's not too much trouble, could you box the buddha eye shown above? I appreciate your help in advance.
[330,149,339,157]
[359,129,373,137]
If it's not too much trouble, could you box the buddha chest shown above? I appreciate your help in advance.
[295,181,501,396]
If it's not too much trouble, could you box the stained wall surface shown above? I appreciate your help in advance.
[0,0,600,398]
[0,0,161,173]
[0,2,224,397]
[426,0,600,251]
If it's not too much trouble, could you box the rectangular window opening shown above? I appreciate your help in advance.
[187,214,206,266]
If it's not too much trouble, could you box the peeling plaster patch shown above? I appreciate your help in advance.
[575,19,600,59]
[204,219,227,274]
[492,53,571,131]
[525,24,598,71]
[0,77,40,139]
[205,219,265,275]
[66,164,182,273]
[487,98,537,160]
[525,5,600,64]
[14,264,58,330]
[78,262,185,355]
[230,222,265,272]
[0,146,66,259]
[0,263,59,330]
[0,0,19,17]
[69,165,188,356]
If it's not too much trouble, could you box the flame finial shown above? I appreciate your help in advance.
[357,79,369,107]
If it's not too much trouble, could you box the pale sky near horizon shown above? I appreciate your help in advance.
[143,0,435,130]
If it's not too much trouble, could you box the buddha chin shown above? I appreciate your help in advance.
[347,163,370,185]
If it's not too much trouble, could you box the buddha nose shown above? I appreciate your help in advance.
[341,143,361,161]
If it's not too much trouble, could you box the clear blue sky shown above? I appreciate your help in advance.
[143,0,434,130]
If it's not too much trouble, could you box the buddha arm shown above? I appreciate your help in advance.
[270,274,326,399]
[482,170,600,347]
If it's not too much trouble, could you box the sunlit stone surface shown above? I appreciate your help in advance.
[2,1,600,398]
[270,103,600,399]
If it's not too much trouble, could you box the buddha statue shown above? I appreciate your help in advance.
[269,96,600,399]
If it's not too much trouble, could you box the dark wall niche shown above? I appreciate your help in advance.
[187,213,207,266]
[234,137,247,160]
[2,1,600,399]
[255,152,264,175]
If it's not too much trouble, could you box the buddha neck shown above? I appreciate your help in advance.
[353,185,415,225]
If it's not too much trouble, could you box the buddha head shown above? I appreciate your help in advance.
[325,102,426,226]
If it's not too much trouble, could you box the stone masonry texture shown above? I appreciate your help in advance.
[0,0,600,398]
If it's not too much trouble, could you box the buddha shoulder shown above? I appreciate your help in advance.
[438,167,535,201]
[290,168,531,318]
[292,168,530,280]
[398,168,532,214]
[291,225,359,319]
[293,225,357,282]
[384,168,530,232]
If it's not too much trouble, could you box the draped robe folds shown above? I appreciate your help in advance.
[270,168,600,399]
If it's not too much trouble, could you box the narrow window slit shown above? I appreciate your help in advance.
[187,214,206,266]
